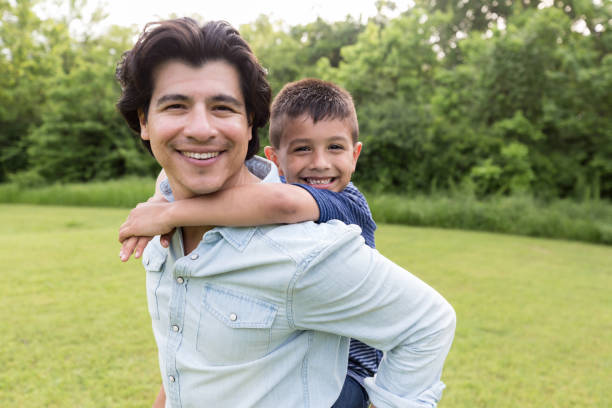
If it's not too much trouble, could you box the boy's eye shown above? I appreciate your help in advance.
[329,144,345,150]
[294,146,311,152]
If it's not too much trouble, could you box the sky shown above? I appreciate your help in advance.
[35,0,415,34]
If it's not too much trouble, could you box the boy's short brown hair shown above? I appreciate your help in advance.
[269,78,358,148]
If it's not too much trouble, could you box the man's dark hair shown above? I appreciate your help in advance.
[269,78,358,148]
[115,18,271,160]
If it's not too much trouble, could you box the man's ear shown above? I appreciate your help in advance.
[138,109,149,140]
[264,146,283,176]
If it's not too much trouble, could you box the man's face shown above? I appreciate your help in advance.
[265,115,361,192]
[140,60,252,199]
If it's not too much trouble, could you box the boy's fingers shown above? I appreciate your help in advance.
[134,237,152,259]
[118,221,133,243]
[119,236,138,262]
[160,229,175,248]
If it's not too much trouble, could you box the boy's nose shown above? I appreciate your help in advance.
[310,151,331,170]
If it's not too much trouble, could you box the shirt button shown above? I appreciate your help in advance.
[229,313,237,321]
[169,375,175,383]
[172,325,180,332]
[176,277,184,284]
[190,253,199,260]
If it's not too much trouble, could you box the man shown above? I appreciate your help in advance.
[116,18,455,408]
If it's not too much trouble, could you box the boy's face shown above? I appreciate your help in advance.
[265,115,361,192]
[139,59,253,200]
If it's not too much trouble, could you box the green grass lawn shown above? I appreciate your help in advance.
[1,204,610,407]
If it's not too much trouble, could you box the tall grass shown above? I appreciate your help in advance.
[366,193,612,245]
[1,178,611,245]
[0,177,154,208]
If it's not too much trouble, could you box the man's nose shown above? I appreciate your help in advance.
[184,105,216,140]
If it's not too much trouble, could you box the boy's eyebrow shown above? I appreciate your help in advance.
[287,138,313,146]
[287,135,350,146]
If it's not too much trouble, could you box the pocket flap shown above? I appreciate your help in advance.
[142,244,168,272]
[203,284,277,329]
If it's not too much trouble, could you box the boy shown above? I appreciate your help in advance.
[121,78,378,407]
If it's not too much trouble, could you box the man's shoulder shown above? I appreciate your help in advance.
[257,220,365,260]
[260,220,362,242]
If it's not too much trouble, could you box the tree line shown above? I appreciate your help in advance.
[1,0,610,199]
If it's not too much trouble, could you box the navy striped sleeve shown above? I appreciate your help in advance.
[291,182,376,248]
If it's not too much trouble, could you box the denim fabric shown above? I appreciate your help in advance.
[144,157,456,408]
[332,376,369,408]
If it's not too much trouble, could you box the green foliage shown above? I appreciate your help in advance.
[0,0,61,181]
[1,1,158,185]
[0,1,610,199]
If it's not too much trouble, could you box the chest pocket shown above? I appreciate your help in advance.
[197,284,277,365]
[142,244,168,321]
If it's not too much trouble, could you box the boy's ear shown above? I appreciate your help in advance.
[138,109,149,141]
[264,146,283,176]
[352,142,362,165]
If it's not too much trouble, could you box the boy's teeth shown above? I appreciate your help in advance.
[306,178,332,185]
[183,151,219,160]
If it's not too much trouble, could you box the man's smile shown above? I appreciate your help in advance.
[181,151,221,160]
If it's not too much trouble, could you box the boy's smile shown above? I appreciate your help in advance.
[265,115,361,192]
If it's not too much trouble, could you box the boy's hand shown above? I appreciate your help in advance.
[119,201,175,242]
[119,232,173,262]
[118,201,175,262]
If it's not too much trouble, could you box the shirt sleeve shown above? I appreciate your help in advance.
[292,182,377,248]
[289,222,456,408]
[159,178,175,202]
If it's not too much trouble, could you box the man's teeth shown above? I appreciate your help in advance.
[306,178,332,185]
[183,151,220,160]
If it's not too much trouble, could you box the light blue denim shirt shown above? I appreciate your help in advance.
[146,157,456,408]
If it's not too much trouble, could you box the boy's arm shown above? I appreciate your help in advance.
[293,183,377,246]
[119,182,320,259]
[158,182,320,227]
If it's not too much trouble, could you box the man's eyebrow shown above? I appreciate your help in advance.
[210,94,244,107]
[155,94,189,107]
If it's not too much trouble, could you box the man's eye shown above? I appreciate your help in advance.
[215,105,234,112]
[164,104,184,110]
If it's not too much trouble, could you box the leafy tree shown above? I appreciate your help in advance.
[0,0,68,182]
[289,16,364,70]
[23,23,158,184]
